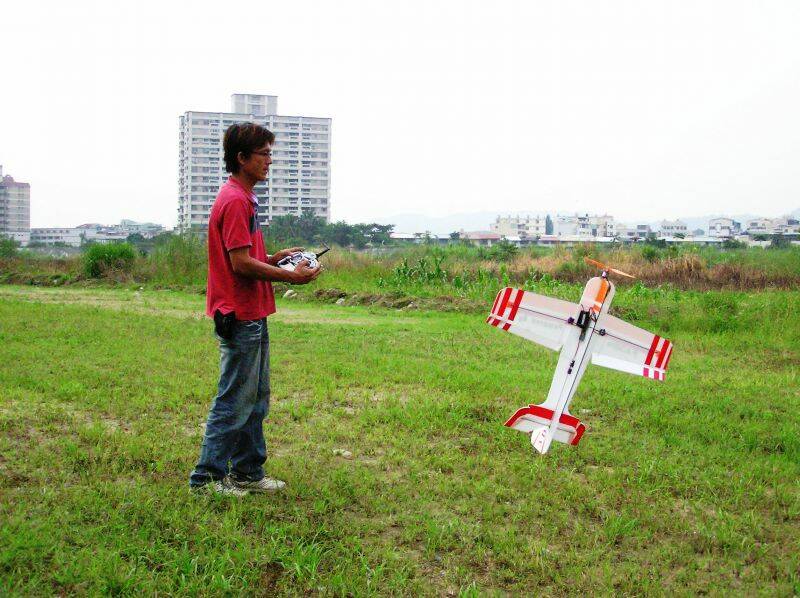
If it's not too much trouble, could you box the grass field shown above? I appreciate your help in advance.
[0,285,798,595]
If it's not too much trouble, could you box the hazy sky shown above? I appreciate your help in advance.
[1,0,799,228]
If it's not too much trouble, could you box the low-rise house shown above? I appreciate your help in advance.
[616,223,652,241]
[708,217,741,238]
[659,220,688,237]
[458,230,503,247]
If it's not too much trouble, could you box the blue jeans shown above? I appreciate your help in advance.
[189,318,270,487]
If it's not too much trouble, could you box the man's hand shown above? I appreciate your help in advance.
[289,259,321,285]
[269,247,304,266]
[228,247,321,283]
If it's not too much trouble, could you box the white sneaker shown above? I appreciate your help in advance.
[192,476,248,497]
[230,476,286,493]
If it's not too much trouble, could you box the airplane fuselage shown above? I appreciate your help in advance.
[534,276,616,452]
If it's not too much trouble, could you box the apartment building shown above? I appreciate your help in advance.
[0,166,31,245]
[659,219,688,236]
[178,94,331,231]
[490,215,547,238]
[29,228,83,246]
[556,213,615,238]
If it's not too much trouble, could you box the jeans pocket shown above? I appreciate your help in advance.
[235,319,263,344]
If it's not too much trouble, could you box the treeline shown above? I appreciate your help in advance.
[263,212,394,249]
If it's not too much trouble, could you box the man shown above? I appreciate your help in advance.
[189,122,320,495]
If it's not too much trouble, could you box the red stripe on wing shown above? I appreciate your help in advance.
[502,289,525,331]
[497,287,512,317]
[644,334,660,367]
[654,339,670,369]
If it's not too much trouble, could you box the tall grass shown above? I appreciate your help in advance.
[133,235,207,287]
[1,241,798,296]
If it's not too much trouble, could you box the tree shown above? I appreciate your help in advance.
[769,234,790,249]
[449,231,461,241]
[360,223,394,246]
[325,220,354,246]
[126,233,146,244]
[545,214,554,235]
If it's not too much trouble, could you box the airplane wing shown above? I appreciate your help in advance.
[591,314,674,381]
[487,287,577,351]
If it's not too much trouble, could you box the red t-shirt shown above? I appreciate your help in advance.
[206,177,276,320]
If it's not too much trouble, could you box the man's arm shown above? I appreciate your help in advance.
[228,247,320,284]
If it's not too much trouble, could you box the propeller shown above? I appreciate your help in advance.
[584,257,636,279]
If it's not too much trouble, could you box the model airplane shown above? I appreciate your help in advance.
[487,258,673,454]
[277,243,330,271]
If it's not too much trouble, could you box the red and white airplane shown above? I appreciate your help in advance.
[487,258,673,454]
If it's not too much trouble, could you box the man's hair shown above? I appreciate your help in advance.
[223,123,275,173]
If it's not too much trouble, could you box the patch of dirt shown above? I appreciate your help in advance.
[258,563,284,595]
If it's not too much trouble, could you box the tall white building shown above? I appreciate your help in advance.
[556,213,615,238]
[490,215,547,238]
[178,94,331,231]
[0,166,31,246]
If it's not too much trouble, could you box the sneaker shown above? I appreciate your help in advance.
[230,476,286,493]
[191,476,248,497]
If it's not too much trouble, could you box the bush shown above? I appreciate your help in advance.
[0,236,19,258]
[722,239,747,249]
[641,246,661,263]
[82,243,137,278]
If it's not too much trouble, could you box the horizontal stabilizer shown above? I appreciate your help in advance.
[504,404,586,447]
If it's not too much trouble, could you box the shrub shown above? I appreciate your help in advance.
[641,246,661,263]
[82,243,137,278]
[489,240,519,262]
[722,239,747,249]
[0,236,19,258]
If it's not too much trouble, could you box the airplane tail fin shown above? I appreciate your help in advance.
[529,426,552,454]
[504,404,586,452]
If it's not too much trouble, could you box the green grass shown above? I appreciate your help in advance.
[0,285,798,595]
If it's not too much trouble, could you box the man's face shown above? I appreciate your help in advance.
[239,143,272,182]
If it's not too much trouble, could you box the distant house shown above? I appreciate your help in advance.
[616,223,652,242]
[458,231,503,247]
[708,217,741,238]
[389,232,449,245]
[659,220,688,237]
[745,218,773,235]
[536,234,616,246]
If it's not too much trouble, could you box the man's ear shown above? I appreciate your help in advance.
[237,151,247,166]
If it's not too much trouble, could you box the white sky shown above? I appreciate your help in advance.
[1,0,799,228]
